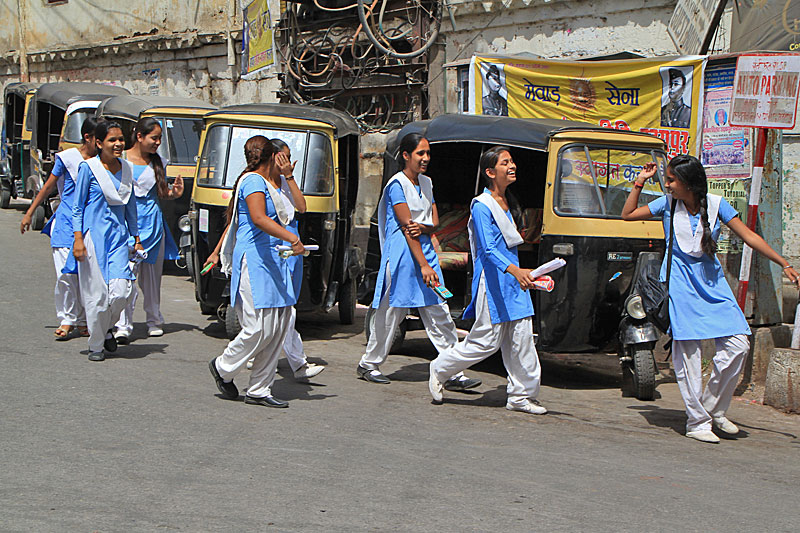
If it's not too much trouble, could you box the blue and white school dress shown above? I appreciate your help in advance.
[65,156,137,354]
[215,172,297,398]
[115,160,180,334]
[42,148,86,327]
[431,190,542,403]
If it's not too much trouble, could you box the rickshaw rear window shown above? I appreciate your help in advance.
[63,109,95,143]
[196,124,334,196]
[156,117,203,166]
[555,145,666,219]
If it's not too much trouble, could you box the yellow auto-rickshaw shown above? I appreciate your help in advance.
[1,82,39,209]
[189,104,364,338]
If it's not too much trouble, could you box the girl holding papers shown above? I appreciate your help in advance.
[429,146,546,415]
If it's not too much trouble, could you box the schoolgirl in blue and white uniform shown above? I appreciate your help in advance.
[114,117,182,342]
[66,121,141,361]
[20,117,99,340]
[208,136,307,408]
[429,146,546,414]
[623,155,800,443]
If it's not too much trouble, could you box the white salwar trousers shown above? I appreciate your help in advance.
[283,306,308,372]
[671,334,750,432]
[52,247,86,327]
[115,238,165,334]
[359,267,460,370]
[216,256,292,398]
[77,234,133,353]
[431,277,541,403]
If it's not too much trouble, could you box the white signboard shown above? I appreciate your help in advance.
[668,0,727,55]
[730,53,800,129]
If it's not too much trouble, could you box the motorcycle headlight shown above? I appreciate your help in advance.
[626,294,647,319]
[178,214,191,233]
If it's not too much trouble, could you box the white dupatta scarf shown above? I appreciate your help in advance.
[85,156,133,206]
[57,148,84,191]
[131,156,170,197]
[377,171,434,252]
[468,192,524,259]
[220,172,291,277]
[671,193,722,257]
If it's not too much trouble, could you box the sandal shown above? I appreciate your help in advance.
[54,325,73,341]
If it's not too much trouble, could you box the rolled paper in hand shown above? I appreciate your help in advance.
[529,257,566,279]
[277,244,319,258]
[532,275,554,292]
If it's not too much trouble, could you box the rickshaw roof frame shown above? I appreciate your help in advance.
[34,82,130,110]
[5,82,40,99]
[96,95,218,121]
[204,103,359,139]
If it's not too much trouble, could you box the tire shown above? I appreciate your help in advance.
[364,306,406,354]
[199,302,216,316]
[338,278,356,325]
[184,250,195,280]
[30,205,45,231]
[0,187,10,209]
[621,346,656,401]
[225,304,242,341]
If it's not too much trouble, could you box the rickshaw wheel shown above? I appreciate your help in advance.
[621,346,656,401]
[364,307,406,353]
[0,188,10,209]
[338,278,356,325]
[225,304,242,340]
[30,205,45,231]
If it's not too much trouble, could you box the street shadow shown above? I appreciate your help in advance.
[733,422,795,440]
[202,320,228,339]
[271,358,337,402]
[629,405,687,435]
[125,322,201,342]
[440,385,508,408]
[386,361,429,382]
[108,343,169,359]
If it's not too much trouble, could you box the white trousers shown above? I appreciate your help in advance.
[115,238,165,334]
[360,267,459,369]
[283,306,307,372]
[216,256,292,398]
[52,247,86,327]
[77,234,133,353]
[672,334,750,432]
[431,277,541,403]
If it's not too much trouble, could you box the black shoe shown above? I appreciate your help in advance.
[208,358,239,400]
[104,331,117,353]
[88,351,105,362]
[357,364,390,384]
[444,376,482,392]
[244,395,289,408]
[115,333,130,346]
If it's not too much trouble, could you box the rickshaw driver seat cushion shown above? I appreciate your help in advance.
[432,205,470,271]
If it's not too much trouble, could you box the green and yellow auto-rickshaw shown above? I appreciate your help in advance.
[95,95,218,249]
[189,104,364,338]
[361,114,669,400]
[1,82,39,209]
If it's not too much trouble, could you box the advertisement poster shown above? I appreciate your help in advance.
[468,54,707,158]
[701,87,751,178]
[242,0,275,75]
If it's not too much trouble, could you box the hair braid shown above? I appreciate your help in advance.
[224,136,275,225]
[698,193,716,256]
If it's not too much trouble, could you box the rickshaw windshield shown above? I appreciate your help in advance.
[63,109,95,143]
[196,124,334,196]
[555,144,667,219]
[155,117,203,165]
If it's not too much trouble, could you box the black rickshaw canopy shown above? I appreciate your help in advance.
[34,82,130,110]
[96,95,217,121]
[5,82,40,99]
[205,103,360,139]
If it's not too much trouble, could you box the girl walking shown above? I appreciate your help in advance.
[622,155,799,443]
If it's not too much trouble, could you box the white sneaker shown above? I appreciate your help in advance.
[428,362,443,403]
[686,430,720,443]
[293,363,325,381]
[506,399,547,415]
[712,416,739,435]
[147,326,164,337]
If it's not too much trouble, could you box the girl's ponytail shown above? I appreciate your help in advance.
[698,194,716,256]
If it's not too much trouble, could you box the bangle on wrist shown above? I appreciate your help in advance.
[291,238,301,246]
[633,181,644,189]
[783,265,793,270]
[285,175,294,181]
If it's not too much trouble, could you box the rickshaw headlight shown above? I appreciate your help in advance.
[178,214,192,233]
[626,295,647,320]
[323,219,336,231]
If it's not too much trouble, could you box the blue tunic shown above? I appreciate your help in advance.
[64,160,138,283]
[231,174,296,309]
[130,163,179,264]
[42,156,78,248]
[463,192,534,324]
[371,180,442,309]
[648,195,751,340]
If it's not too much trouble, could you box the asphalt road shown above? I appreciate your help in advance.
[1,198,799,532]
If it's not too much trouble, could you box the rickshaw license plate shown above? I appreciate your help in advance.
[607,252,633,261]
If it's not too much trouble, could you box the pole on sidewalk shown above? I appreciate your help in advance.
[735,127,768,312]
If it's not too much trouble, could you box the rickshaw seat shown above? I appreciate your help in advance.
[433,205,470,271]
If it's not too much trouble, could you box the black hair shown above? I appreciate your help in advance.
[80,116,100,142]
[94,120,123,158]
[396,132,426,168]
[225,135,276,225]
[486,64,501,80]
[479,145,523,228]
[133,117,169,199]
[270,138,289,153]
[667,154,716,257]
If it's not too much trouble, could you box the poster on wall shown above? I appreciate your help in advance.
[242,0,275,76]
[468,54,707,158]
[702,87,752,178]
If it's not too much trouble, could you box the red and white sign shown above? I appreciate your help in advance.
[730,53,800,129]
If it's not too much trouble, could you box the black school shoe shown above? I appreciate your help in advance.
[444,376,482,392]
[88,351,105,362]
[244,395,289,408]
[103,330,118,353]
[357,364,391,384]
[208,358,239,400]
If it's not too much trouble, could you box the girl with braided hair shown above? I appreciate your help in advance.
[208,136,306,408]
[623,154,799,443]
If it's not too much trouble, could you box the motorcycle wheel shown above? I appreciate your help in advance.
[31,205,45,231]
[364,306,405,354]
[621,345,656,401]
[1,187,10,209]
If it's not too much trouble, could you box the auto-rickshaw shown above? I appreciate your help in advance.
[189,103,364,338]
[360,114,669,400]
[95,95,218,249]
[27,82,130,228]
[1,82,39,209]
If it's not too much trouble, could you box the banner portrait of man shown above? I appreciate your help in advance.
[481,63,509,116]
[660,66,693,128]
